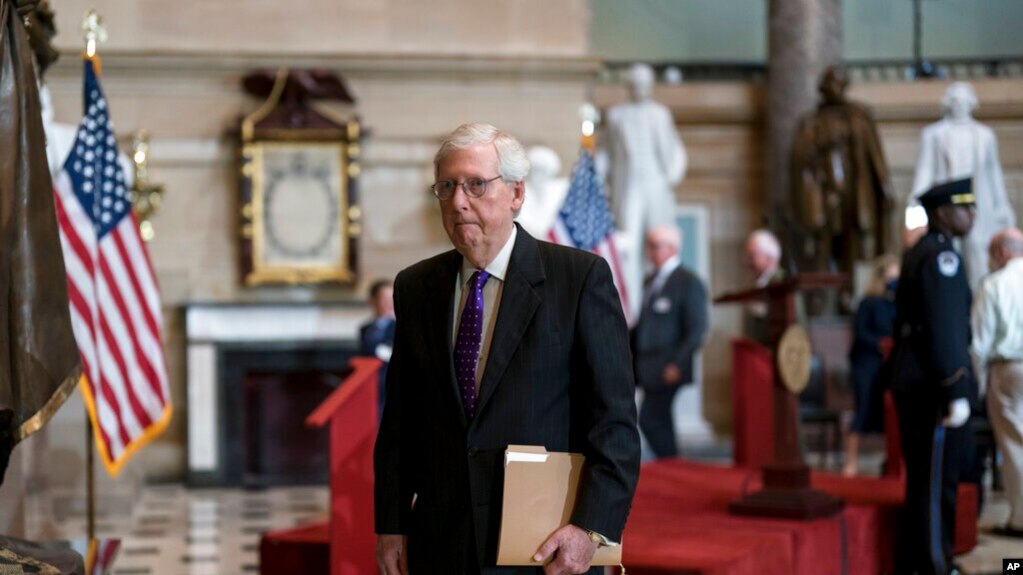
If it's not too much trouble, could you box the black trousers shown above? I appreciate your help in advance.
[639,384,682,458]
[893,389,969,575]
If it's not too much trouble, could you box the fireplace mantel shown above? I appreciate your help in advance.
[184,302,368,484]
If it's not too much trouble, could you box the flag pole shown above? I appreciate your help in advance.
[81,9,107,544]
[86,410,95,541]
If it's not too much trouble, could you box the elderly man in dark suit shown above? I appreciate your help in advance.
[374,123,640,575]
[632,226,708,458]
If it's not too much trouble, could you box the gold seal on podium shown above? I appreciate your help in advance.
[777,325,812,394]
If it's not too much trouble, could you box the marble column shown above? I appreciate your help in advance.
[766,0,842,227]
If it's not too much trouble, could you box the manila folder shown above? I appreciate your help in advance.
[496,445,622,566]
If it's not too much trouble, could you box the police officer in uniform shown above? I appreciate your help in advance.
[890,177,976,575]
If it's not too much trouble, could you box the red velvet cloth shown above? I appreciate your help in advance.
[619,460,977,575]
[730,338,977,558]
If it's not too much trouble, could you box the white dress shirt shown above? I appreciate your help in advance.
[971,257,1023,392]
[452,226,517,390]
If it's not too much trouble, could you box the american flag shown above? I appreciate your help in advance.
[548,148,631,322]
[53,59,170,475]
[71,538,121,575]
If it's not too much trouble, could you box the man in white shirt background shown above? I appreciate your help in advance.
[971,227,1023,538]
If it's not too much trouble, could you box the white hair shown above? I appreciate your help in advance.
[647,225,682,250]
[434,123,530,183]
[748,229,781,260]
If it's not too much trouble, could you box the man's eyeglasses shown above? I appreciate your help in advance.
[431,176,503,200]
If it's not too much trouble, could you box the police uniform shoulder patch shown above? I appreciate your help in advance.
[937,250,960,277]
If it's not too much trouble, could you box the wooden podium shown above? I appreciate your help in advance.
[715,273,846,520]
[259,357,381,574]
[286,357,380,575]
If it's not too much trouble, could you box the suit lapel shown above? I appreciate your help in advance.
[475,227,544,419]
[425,250,467,426]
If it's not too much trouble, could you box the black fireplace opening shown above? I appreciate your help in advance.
[217,341,358,487]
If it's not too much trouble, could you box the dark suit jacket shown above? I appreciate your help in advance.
[359,317,395,358]
[632,264,708,388]
[374,226,640,574]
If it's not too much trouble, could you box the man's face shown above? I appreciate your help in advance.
[942,204,976,238]
[437,143,524,258]
[644,234,678,270]
[988,243,1009,273]
[372,286,394,318]
[744,240,776,277]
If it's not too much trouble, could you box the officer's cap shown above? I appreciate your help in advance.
[919,178,974,210]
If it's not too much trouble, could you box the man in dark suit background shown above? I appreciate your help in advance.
[632,226,708,458]
[360,279,395,417]
[374,123,640,575]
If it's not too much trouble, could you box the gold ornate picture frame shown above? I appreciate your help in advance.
[240,141,357,285]
[235,68,362,287]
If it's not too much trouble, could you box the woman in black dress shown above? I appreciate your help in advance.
[843,254,900,476]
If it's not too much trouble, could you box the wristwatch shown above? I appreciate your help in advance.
[586,530,611,547]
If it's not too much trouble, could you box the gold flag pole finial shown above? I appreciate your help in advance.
[81,10,107,58]
[578,103,600,152]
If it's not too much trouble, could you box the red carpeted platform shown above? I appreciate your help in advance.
[618,460,976,575]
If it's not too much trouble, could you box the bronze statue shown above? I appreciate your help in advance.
[792,66,894,276]
[24,0,59,77]
[1,0,81,485]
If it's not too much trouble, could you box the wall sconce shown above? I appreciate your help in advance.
[128,130,164,241]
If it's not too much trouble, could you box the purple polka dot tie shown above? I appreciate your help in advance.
[454,270,490,420]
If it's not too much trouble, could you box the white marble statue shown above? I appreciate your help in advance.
[605,63,687,316]
[909,82,1016,288]
[516,145,568,239]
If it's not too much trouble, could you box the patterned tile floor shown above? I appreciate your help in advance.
[52,484,329,575]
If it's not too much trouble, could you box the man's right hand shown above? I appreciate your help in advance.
[376,534,408,575]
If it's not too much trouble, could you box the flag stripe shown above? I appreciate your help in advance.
[111,225,170,404]
[97,253,163,420]
[54,187,96,278]
[113,226,162,341]
[66,283,97,374]
[65,307,118,456]
[96,278,153,432]
[96,539,119,575]
[100,235,166,409]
